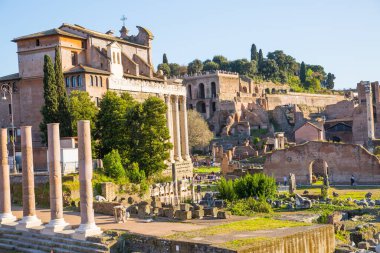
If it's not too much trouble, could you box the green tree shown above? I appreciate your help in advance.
[40,55,58,143]
[228,59,256,75]
[126,162,145,183]
[68,91,98,136]
[258,49,264,72]
[300,61,306,85]
[125,97,172,177]
[187,59,203,74]
[97,91,136,158]
[326,73,335,89]
[203,61,219,71]
[54,47,72,137]
[169,63,181,76]
[251,43,258,62]
[187,110,213,150]
[212,55,229,70]
[103,150,126,179]
[162,53,168,64]
[157,63,171,76]
[260,59,279,80]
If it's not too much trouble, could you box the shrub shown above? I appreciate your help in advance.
[217,177,236,201]
[234,173,277,200]
[126,162,145,183]
[227,197,273,215]
[103,150,126,179]
[321,185,329,200]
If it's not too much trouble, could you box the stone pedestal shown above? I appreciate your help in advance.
[16,126,42,231]
[42,123,70,234]
[73,120,101,240]
[0,129,16,224]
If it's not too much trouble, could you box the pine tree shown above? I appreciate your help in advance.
[54,47,73,137]
[40,55,58,144]
[300,61,306,85]
[258,49,264,72]
[251,44,258,62]
[325,73,335,89]
[163,53,168,64]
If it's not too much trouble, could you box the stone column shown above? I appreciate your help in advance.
[172,96,182,162]
[73,120,101,240]
[179,96,191,161]
[16,126,42,231]
[42,123,70,234]
[165,95,175,162]
[0,128,16,224]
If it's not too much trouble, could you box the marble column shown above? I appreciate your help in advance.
[16,126,42,231]
[0,128,16,224]
[42,123,70,234]
[73,120,101,240]
[165,95,175,162]
[179,96,191,160]
[173,96,182,162]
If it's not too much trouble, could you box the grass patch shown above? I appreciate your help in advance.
[295,186,380,200]
[220,237,271,250]
[166,217,309,240]
[194,166,220,174]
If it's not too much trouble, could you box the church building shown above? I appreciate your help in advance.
[0,23,192,177]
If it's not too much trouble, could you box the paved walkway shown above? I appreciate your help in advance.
[11,206,210,237]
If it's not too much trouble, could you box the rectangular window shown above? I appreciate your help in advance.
[81,41,86,49]
[71,52,78,65]
[77,75,82,87]
[65,77,70,87]
[36,39,40,46]
[8,104,11,115]
[71,76,76,87]
[96,97,100,107]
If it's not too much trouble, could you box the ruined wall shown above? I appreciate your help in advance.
[264,141,380,185]
[295,124,323,144]
[115,225,334,253]
[266,93,345,110]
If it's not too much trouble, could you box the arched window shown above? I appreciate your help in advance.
[188,85,192,99]
[71,76,76,87]
[99,77,103,87]
[106,78,109,88]
[199,83,205,99]
[65,77,70,87]
[196,101,206,113]
[90,76,94,86]
[211,82,216,98]
[95,76,98,87]
[77,75,82,87]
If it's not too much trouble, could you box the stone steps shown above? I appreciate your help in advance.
[0,226,110,253]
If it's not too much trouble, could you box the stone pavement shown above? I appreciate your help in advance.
[11,205,208,237]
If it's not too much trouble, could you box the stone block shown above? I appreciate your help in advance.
[127,205,138,215]
[204,207,218,217]
[193,204,204,211]
[217,211,230,219]
[163,208,175,218]
[327,212,343,224]
[138,205,151,219]
[180,203,190,211]
[152,200,162,209]
[192,210,204,219]
[175,210,192,220]
[358,241,369,250]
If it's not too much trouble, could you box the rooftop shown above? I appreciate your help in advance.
[12,28,86,42]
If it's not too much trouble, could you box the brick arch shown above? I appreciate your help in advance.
[264,141,380,185]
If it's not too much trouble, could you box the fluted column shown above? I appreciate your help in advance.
[16,126,42,231]
[165,95,175,162]
[172,96,182,161]
[179,96,190,160]
[73,120,101,240]
[0,129,16,224]
[42,123,70,234]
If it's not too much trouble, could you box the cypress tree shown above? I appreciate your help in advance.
[258,49,264,72]
[163,53,168,64]
[40,55,58,144]
[300,61,306,85]
[55,47,73,137]
[251,44,258,62]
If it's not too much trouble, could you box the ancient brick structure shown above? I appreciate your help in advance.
[264,141,380,185]
[0,23,192,177]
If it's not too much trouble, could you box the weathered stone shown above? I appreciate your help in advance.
[358,241,370,250]
[192,210,204,219]
[175,210,191,220]
[328,212,343,224]
[193,204,204,211]
[217,211,230,219]
[138,205,151,219]
[152,200,162,209]
[295,194,312,209]
[163,208,175,218]
[180,203,190,211]
[204,207,218,217]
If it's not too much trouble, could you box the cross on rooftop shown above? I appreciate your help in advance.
[121,15,127,26]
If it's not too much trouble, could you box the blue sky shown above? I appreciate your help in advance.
[0,0,379,89]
